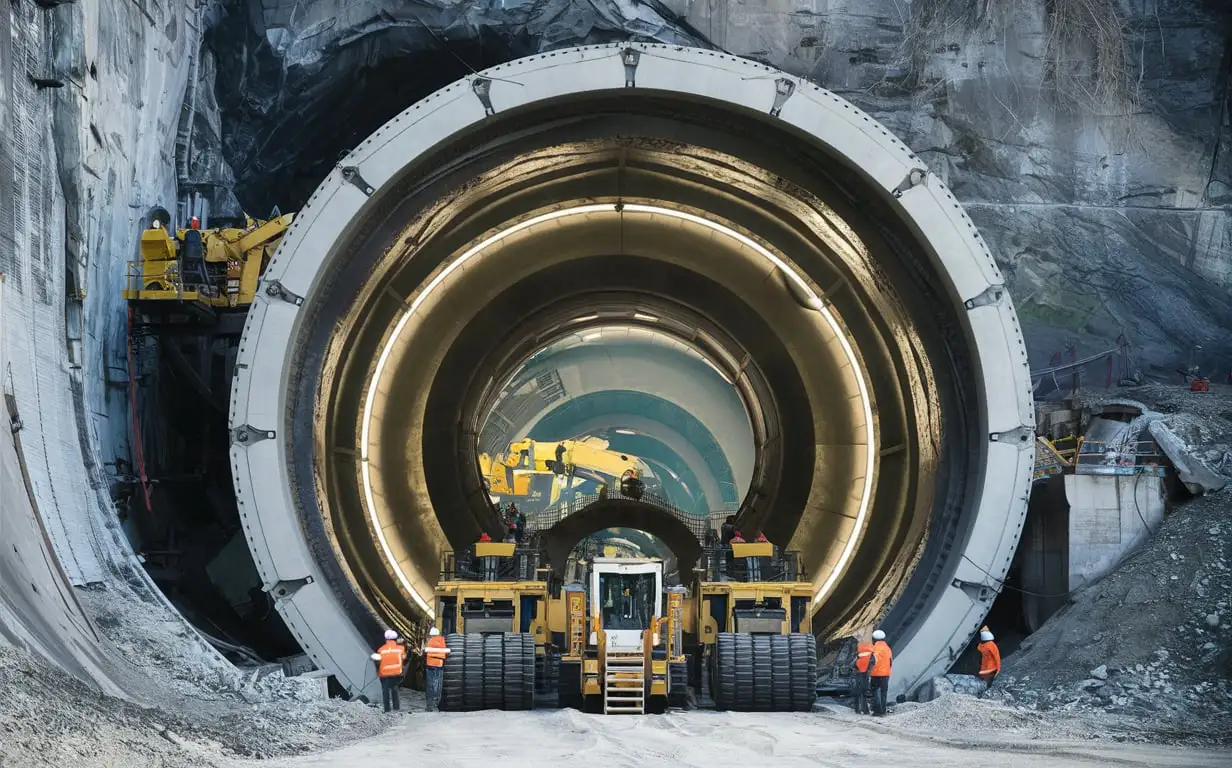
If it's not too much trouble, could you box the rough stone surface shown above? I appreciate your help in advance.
[202,0,1232,376]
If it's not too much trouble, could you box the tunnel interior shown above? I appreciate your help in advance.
[267,81,993,663]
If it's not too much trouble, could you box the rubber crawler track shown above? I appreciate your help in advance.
[712,632,816,712]
[441,632,536,711]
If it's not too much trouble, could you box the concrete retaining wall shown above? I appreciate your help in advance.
[1066,473,1166,591]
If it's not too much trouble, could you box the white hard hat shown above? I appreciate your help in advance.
[429,627,441,636]
[872,629,886,641]
[384,629,397,640]
[370,653,381,661]
[980,630,994,642]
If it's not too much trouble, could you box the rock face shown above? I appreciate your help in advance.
[204,0,1232,376]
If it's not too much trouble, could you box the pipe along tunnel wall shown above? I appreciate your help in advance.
[228,45,1035,703]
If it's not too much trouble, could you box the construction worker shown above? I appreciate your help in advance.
[372,629,407,713]
[976,626,1001,694]
[423,627,451,711]
[851,640,875,714]
[869,629,892,715]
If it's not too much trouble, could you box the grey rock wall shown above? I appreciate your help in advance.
[202,0,1231,376]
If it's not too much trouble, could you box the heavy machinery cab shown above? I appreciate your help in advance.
[589,557,662,650]
[696,542,813,640]
[434,542,549,638]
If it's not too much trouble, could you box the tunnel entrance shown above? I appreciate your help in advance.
[537,496,707,579]
[229,44,1034,701]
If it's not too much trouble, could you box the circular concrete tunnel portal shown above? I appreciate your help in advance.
[229,44,1034,701]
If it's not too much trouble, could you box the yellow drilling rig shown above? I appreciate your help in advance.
[123,211,295,318]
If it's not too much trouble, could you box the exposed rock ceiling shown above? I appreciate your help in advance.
[198,0,1232,377]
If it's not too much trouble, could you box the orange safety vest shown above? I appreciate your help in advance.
[425,635,449,668]
[854,642,874,673]
[978,640,1001,677]
[870,640,892,677]
[376,640,406,678]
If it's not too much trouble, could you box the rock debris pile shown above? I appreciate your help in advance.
[994,490,1231,744]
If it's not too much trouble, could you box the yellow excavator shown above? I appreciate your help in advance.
[123,211,295,312]
[479,437,655,510]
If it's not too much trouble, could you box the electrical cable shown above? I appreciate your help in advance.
[1131,468,1156,536]
[960,554,1073,599]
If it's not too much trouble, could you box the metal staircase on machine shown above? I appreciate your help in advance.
[603,646,646,715]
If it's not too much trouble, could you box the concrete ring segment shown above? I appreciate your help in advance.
[229,43,1034,701]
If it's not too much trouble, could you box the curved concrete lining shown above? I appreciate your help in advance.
[230,44,1034,701]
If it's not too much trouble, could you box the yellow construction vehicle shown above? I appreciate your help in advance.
[432,527,816,714]
[479,437,656,510]
[123,212,295,312]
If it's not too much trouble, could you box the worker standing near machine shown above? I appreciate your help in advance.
[372,629,408,713]
[851,639,875,714]
[869,629,892,715]
[423,627,451,711]
[976,626,1001,694]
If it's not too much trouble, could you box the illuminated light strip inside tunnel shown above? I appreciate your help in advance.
[359,203,878,616]
[229,43,1034,703]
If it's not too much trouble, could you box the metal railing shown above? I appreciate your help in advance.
[1074,439,1165,476]
[440,546,546,582]
[700,545,802,583]
[125,259,184,297]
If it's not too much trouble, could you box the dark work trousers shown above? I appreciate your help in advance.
[870,675,890,715]
[426,666,444,711]
[978,671,997,697]
[851,674,871,714]
[381,676,401,712]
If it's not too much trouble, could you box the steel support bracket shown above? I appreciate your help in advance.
[268,576,314,601]
[232,424,276,446]
[770,78,795,117]
[340,165,375,197]
[472,77,495,116]
[621,48,641,87]
[989,425,1034,447]
[951,577,994,602]
[263,279,304,306]
[892,167,928,198]
[964,284,1007,310]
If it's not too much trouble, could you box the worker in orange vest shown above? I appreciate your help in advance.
[977,626,1001,694]
[869,629,893,715]
[422,627,452,711]
[851,640,875,714]
[371,629,407,712]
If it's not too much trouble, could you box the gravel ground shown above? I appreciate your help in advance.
[0,640,394,767]
[256,703,1232,768]
[0,576,397,768]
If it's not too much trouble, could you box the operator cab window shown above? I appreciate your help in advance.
[599,572,655,630]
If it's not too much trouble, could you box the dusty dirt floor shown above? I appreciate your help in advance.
[259,702,1232,768]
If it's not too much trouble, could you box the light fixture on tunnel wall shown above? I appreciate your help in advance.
[633,312,659,322]
[359,203,877,616]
